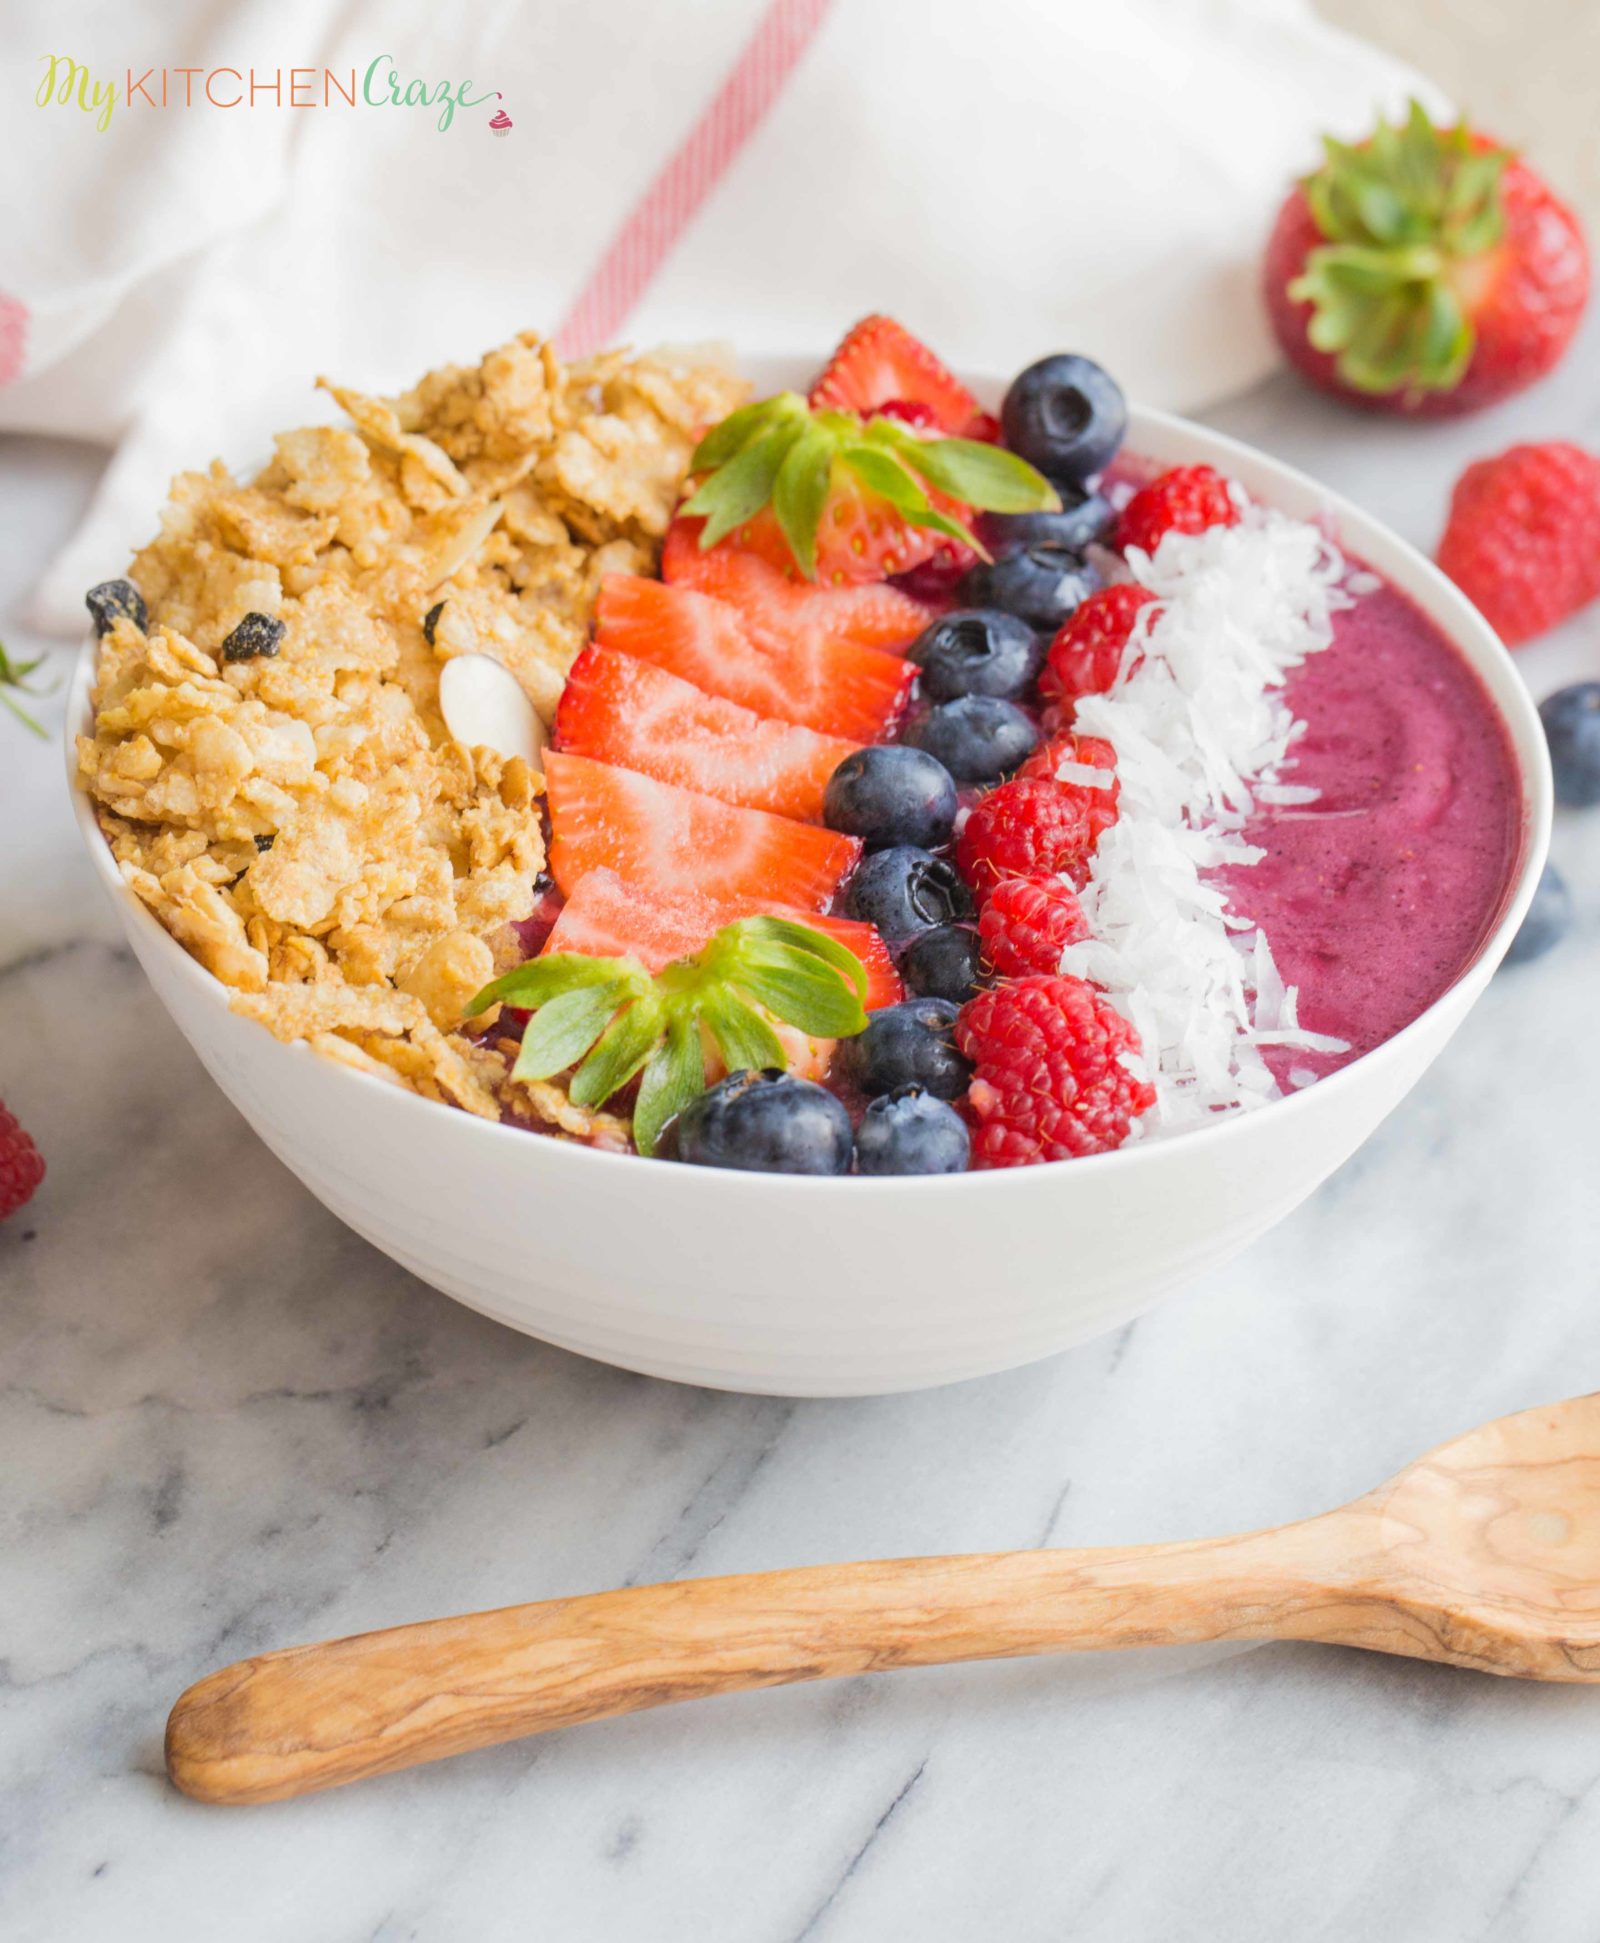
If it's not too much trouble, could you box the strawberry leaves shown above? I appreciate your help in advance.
[570,989,667,1108]
[689,393,809,471]
[866,423,1062,512]
[684,393,1058,582]
[466,916,869,1156]
[1290,99,1512,397]
[832,443,974,551]
[692,421,808,549]
[699,987,788,1076]
[633,1013,706,1159]
[771,425,835,579]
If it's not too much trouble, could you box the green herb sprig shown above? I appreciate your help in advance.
[682,392,1060,580]
[0,638,50,738]
[466,915,870,1156]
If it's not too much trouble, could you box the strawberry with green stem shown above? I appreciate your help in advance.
[467,916,870,1156]
[1263,99,1588,415]
[681,392,1058,587]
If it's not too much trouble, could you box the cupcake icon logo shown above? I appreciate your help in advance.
[488,90,511,136]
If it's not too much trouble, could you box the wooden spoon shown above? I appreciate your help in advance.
[166,1393,1600,1805]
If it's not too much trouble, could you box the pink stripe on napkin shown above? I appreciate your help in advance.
[0,295,28,385]
[555,0,835,357]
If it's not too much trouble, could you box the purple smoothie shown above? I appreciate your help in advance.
[1218,579,1522,1075]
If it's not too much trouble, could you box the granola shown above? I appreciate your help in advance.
[78,330,745,1136]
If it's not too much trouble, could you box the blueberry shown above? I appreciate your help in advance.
[962,546,1099,634]
[898,923,983,1003]
[854,1085,971,1176]
[673,1069,852,1174]
[905,695,1039,785]
[1540,683,1600,807]
[84,579,147,637]
[1503,864,1572,967]
[909,609,1042,703]
[837,999,972,1100]
[978,487,1115,558]
[220,612,287,663]
[1000,354,1127,485]
[824,745,957,851]
[844,846,973,938]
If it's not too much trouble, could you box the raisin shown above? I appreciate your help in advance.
[254,834,275,853]
[423,600,445,645]
[221,612,286,663]
[85,579,148,637]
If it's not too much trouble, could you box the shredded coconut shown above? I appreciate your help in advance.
[1058,504,1354,1137]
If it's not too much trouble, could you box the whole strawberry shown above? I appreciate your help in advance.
[0,1101,45,1219]
[1437,442,1600,646]
[957,974,1154,1165]
[1263,100,1588,416]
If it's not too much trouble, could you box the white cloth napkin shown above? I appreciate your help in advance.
[1,0,1438,633]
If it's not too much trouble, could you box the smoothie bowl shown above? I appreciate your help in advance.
[68,323,1549,1393]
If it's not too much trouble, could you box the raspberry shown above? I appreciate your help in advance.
[979,875,1089,978]
[1015,731,1120,841]
[879,400,1000,444]
[0,1102,45,1219]
[1436,442,1600,647]
[876,398,940,431]
[1116,465,1239,557]
[957,974,1155,1165]
[890,535,981,604]
[955,777,1096,897]
[1042,583,1158,707]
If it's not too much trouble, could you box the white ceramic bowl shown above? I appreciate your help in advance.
[68,380,1552,1396]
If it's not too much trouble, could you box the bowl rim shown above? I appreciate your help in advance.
[66,392,1554,1195]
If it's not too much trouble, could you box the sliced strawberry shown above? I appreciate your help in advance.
[595,573,915,743]
[553,644,856,823]
[544,868,903,1010]
[544,751,861,913]
[810,315,983,435]
[661,517,932,653]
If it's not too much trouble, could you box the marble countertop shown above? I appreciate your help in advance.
[5,328,1600,1943]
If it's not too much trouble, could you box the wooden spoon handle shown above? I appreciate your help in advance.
[168,1530,1329,1804]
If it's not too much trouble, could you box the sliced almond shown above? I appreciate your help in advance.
[438,654,548,768]
[420,499,504,590]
